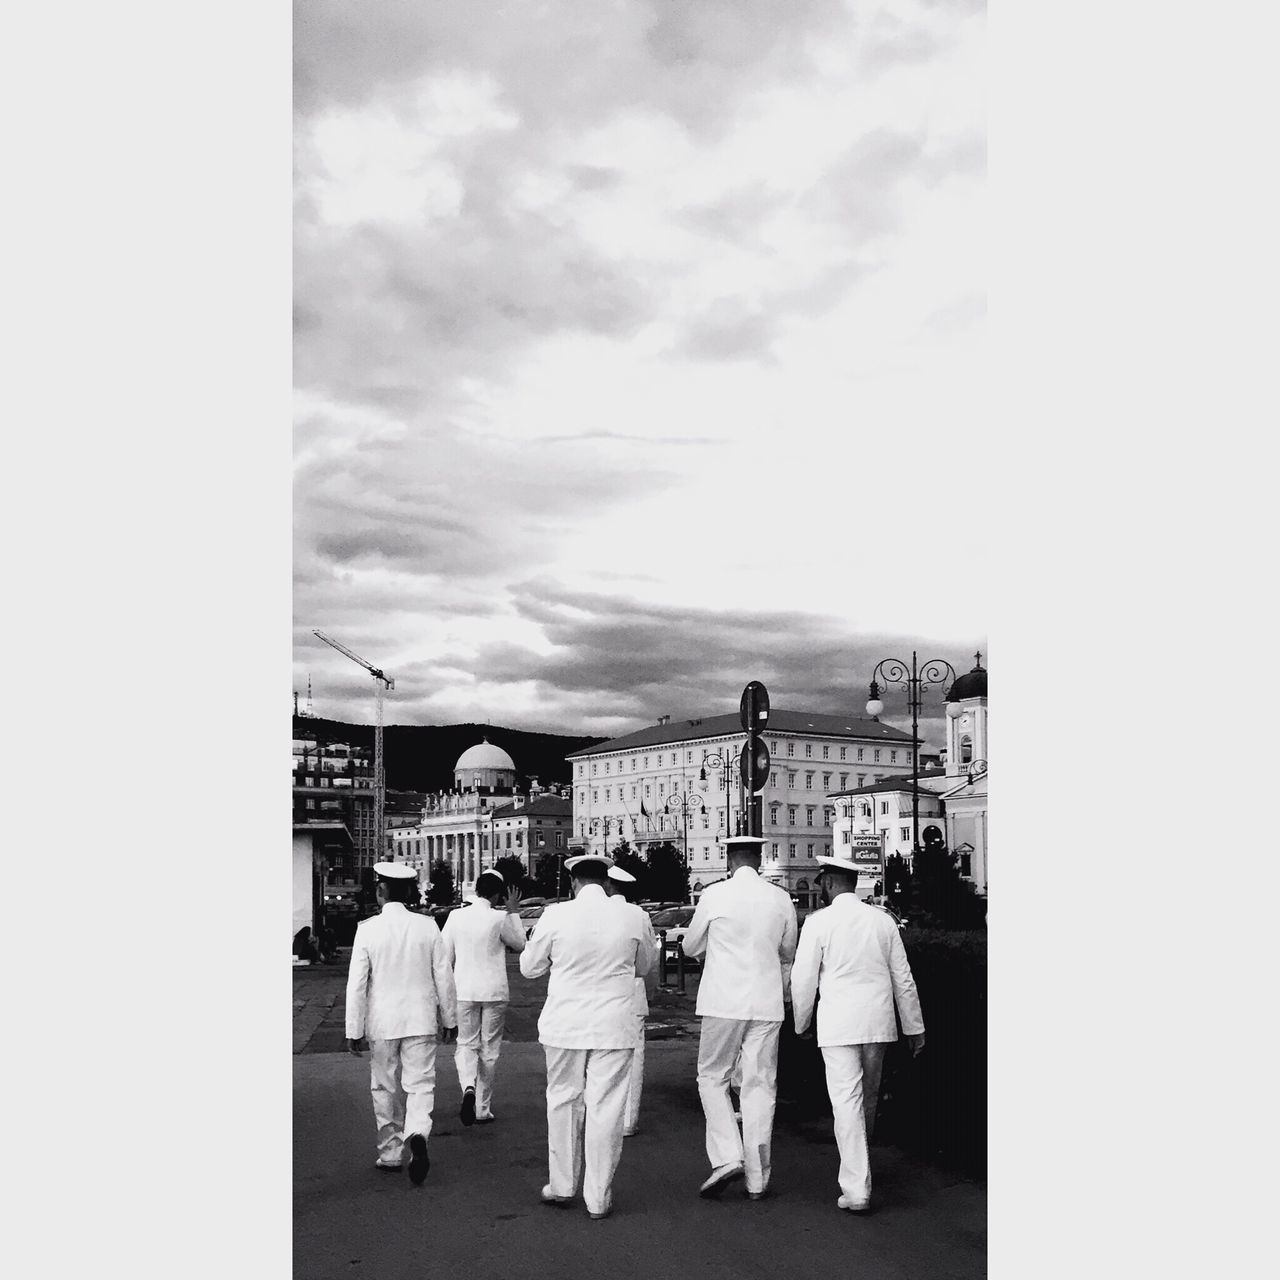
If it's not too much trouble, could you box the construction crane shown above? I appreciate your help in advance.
[313,630,394,867]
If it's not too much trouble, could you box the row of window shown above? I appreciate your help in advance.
[580,770,877,810]
[394,830,567,854]
[841,827,914,844]
[577,743,899,779]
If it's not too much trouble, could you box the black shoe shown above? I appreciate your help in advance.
[408,1134,430,1186]
[461,1088,476,1127]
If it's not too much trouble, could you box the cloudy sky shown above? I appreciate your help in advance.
[293,0,987,747]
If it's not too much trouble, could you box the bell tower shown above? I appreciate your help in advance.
[944,652,988,777]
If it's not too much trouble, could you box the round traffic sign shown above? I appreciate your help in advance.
[739,680,770,732]
[739,739,770,792]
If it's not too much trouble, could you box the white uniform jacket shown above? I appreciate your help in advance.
[440,898,526,1002]
[608,895,654,1016]
[682,867,799,1022]
[790,896,925,1047]
[345,903,458,1041]
[520,884,657,1049]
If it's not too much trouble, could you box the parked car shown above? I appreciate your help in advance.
[650,905,699,967]
[519,903,547,940]
[640,900,682,916]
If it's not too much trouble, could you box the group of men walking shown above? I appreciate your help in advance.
[342,835,925,1218]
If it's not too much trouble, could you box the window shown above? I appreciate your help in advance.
[555,832,564,848]
[305,798,315,809]
[960,735,973,764]
[786,742,794,757]
[505,833,512,849]
[805,771,814,789]
[822,772,831,788]
[824,806,834,824]
[806,844,814,858]
[593,790,598,804]
[805,744,812,757]
[643,756,649,768]
[605,761,610,773]
[516,831,523,847]
[671,753,678,765]
[687,751,693,763]
[787,772,797,788]
[605,788,611,802]
[857,748,864,761]
[481,834,488,851]
[900,827,909,841]
[631,785,637,799]
[890,750,898,763]
[822,745,830,759]
[579,791,586,806]
[631,758,636,770]
[592,763,598,774]
[840,773,848,788]
[806,807,815,825]
[873,750,881,763]
[788,806,797,824]
[823,844,830,856]
[842,830,850,844]
[880,801,888,815]
[772,843,780,857]
[770,805,779,823]
[788,843,796,858]
[857,774,865,787]
[770,741,778,754]
[644,784,651,797]
[770,771,778,788]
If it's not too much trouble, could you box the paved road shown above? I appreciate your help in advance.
[294,953,985,1280]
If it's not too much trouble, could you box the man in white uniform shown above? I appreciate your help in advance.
[604,865,653,1136]
[345,863,458,1186]
[790,851,925,1213]
[519,853,657,1219]
[682,835,798,1200]
[441,869,526,1126]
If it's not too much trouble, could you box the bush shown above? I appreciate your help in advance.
[779,927,986,1179]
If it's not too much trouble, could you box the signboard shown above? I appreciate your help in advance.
[852,833,882,864]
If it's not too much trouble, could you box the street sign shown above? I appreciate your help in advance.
[739,740,770,792]
[852,849,882,863]
[739,680,770,732]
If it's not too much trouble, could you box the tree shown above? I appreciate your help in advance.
[610,841,650,898]
[426,860,455,907]
[643,841,689,904]
[532,852,567,900]
[493,854,529,892]
[902,830,986,929]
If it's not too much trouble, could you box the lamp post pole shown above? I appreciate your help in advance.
[699,744,741,846]
[866,651,960,863]
[665,791,703,902]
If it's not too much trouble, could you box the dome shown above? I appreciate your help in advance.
[454,738,516,773]
[946,654,988,702]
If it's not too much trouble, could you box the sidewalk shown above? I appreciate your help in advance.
[294,958,985,1280]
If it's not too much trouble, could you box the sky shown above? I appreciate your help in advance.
[293,0,988,747]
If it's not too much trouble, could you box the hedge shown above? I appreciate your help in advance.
[778,927,986,1179]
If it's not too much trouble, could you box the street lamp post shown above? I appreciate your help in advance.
[866,651,961,866]
[665,790,703,902]
[699,746,741,842]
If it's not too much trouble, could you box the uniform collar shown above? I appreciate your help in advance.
[381,901,408,914]
[577,883,608,900]
[731,865,759,880]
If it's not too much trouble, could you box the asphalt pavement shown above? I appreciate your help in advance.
[294,954,985,1280]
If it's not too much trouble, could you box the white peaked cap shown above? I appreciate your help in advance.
[373,862,417,880]
[607,865,636,883]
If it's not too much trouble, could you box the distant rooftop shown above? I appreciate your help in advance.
[827,768,950,798]
[568,710,914,758]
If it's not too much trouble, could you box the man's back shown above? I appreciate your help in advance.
[791,897,923,1047]
[442,899,525,1002]
[683,867,798,1021]
[520,885,654,1048]
[346,903,455,1041]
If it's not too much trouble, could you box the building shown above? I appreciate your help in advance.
[827,653,989,896]
[566,710,916,907]
[292,821,351,954]
[292,732,377,896]
[387,739,572,898]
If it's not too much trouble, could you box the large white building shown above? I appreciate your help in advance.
[828,654,989,895]
[567,710,915,907]
[387,739,573,898]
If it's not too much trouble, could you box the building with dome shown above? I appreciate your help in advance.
[386,738,571,899]
[453,738,517,792]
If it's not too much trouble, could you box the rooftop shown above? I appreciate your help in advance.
[567,709,913,758]
[490,794,573,819]
[827,768,950,797]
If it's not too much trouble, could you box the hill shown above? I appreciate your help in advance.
[292,715,605,793]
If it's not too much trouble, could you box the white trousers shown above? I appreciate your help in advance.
[455,1000,507,1119]
[369,1036,438,1162]
[624,1016,645,1131]
[543,1046,634,1216]
[696,1017,781,1195]
[821,1042,888,1205]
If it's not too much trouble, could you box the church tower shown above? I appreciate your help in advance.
[944,653,988,777]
